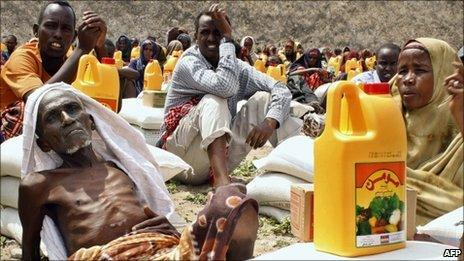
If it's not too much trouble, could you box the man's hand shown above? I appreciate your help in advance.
[76,11,106,53]
[246,118,278,149]
[209,4,232,39]
[131,206,180,237]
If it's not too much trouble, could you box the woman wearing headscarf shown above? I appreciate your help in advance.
[289,48,331,90]
[391,38,463,225]
[240,36,256,65]
[166,40,183,58]
[176,33,191,51]
[116,35,132,64]
[278,39,297,66]
[128,39,158,95]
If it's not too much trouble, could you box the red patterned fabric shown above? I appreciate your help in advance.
[1,100,24,141]
[160,97,200,149]
[306,72,325,90]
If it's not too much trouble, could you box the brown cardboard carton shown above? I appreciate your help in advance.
[290,183,314,242]
[406,187,417,240]
[141,90,167,108]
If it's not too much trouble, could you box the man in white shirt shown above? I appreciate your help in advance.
[352,43,401,83]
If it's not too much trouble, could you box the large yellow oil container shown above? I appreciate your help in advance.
[254,59,266,73]
[314,81,406,257]
[163,50,182,83]
[72,56,120,112]
[113,50,124,69]
[144,59,163,91]
[131,46,140,60]
[266,64,287,83]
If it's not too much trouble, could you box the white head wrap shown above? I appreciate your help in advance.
[21,82,174,259]
[240,36,255,48]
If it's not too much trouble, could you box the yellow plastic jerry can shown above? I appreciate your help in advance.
[314,81,406,257]
[131,46,140,60]
[113,50,124,69]
[144,59,163,91]
[254,59,266,73]
[328,56,341,76]
[72,56,120,112]
[266,64,287,83]
[163,50,182,83]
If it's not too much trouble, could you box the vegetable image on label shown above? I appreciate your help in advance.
[355,162,406,248]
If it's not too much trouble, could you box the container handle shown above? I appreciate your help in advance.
[75,55,100,86]
[325,81,367,135]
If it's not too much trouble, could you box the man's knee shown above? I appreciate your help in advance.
[197,94,231,124]
[200,94,229,110]
[249,91,270,103]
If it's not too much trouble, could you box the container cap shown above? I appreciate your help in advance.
[102,57,116,65]
[364,83,390,95]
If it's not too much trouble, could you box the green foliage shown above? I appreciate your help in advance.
[232,159,257,178]
[273,239,291,248]
[259,216,292,236]
[272,217,292,236]
[356,205,363,216]
[166,179,181,194]
[0,236,6,247]
[185,192,207,205]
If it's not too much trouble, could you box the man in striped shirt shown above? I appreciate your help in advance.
[160,4,301,188]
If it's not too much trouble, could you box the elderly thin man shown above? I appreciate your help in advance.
[19,84,258,260]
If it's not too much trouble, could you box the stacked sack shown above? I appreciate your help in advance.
[118,98,165,146]
[1,135,26,247]
[0,134,193,252]
[247,135,314,221]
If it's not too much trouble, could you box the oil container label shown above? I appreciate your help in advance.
[355,162,406,247]
[95,98,118,112]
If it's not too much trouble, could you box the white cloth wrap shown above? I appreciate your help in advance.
[21,82,174,259]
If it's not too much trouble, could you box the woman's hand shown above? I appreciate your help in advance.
[444,62,464,135]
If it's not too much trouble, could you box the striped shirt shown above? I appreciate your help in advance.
[162,42,291,132]
[351,70,381,84]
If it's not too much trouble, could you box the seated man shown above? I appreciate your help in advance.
[2,34,18,62]
[0,0,106,141]
[352,43,401,84]
[19,84,258,260]
[159,4,301,187]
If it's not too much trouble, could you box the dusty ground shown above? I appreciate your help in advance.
[0,145,301,259]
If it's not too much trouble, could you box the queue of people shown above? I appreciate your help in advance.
[0,1,463,260]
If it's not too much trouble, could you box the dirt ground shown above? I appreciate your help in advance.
[1,145,301,259]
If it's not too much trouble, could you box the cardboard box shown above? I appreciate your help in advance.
[406,187,417,240]
[141,90,167,108]
[290,183,314,242]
